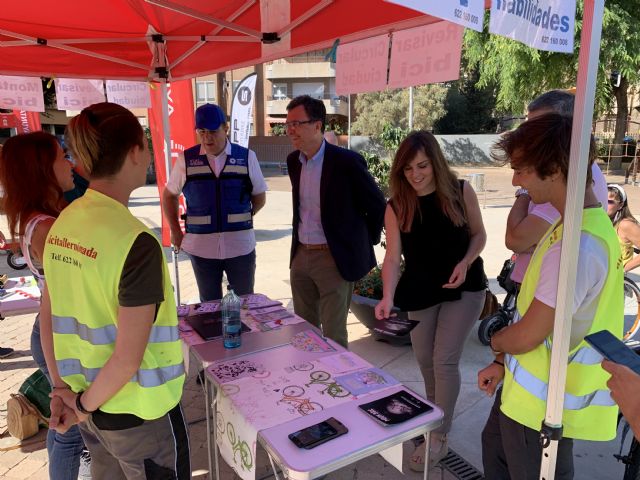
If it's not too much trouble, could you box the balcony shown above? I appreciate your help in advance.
[266,94,349,117]
[266,60,336,80]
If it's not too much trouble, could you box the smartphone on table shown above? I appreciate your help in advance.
[288,417,348,449]
[584,330,640,375]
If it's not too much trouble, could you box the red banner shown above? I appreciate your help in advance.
[12,110,42,133]
[148,81,195,246]
[0,113,19,128]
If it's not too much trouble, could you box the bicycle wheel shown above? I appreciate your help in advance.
[239,441,254,470]
[624,438,640,480]
[7,251,27,270]
[299,401,323,415]
[283,385,304,397]
[623,278,640,342]
[310,370,330,381]
[227,422,236,444]
[478,311,510,346]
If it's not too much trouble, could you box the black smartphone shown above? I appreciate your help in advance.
[584,330,640,375]
[288,417,348,449]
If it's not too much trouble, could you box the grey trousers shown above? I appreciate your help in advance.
[79,404,191,480]
[481,389,574,480]
[409,290,485,434]
[290,248,353,348]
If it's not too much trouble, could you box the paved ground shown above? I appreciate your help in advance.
[0,163,637,479]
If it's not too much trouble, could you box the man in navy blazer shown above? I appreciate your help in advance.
[285,95,385,347]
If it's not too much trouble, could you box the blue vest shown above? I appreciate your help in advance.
[182,143,253,234]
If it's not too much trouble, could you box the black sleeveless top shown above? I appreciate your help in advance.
[393,182,486,311]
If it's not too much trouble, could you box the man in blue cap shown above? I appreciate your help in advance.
[162,103,267,301]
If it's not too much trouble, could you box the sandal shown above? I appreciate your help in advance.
[409,434,448,472]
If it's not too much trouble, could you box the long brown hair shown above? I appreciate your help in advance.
[389,131,465,232]
[0,132,64,239]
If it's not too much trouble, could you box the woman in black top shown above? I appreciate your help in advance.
[375,131,486,471]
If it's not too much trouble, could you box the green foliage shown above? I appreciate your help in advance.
[353,265,383,299]
[434,69,498,134]
[463,1,640,117]
[270,124,286,136]
[362,151,391,197]
[352,85,447,136]
[379,124,409,152]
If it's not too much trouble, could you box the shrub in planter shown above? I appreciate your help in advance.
[351,265,412,346]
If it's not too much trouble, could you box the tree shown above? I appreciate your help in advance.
[464,0,640,168]
[434,68,497,134]
[351,84,447,136]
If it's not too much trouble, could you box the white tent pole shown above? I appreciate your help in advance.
[160,81,180,305]
[348,93,351,150]
[409,86,414,130]
[539,0,604,478]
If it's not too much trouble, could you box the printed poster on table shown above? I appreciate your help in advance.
[0,75,45,112]
[55,78,105,111]
[385,0,484,32]
[388,22,463,89]
[336,34,389,95]
[490,0,576,53]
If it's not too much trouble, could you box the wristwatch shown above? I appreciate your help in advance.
[515,187,529,198]
[75,392,96,415]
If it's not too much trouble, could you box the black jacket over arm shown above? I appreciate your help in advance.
[288,142,386,282]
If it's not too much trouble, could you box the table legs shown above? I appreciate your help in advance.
[424,431,431,480]
[267,452,283,480]
[203,376,221,480]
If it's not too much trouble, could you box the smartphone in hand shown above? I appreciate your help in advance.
[584,330,640,375]
[288,417,348,449]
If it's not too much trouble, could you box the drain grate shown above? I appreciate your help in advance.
[439,449,485,480]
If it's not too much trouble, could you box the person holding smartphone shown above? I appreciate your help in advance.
[478,114,623,479]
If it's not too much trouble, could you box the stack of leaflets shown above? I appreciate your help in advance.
[335,368,398,396]
[358,390,432,426]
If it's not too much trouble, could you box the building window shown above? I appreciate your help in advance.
[272,83,288,100]
[196,81,215,103]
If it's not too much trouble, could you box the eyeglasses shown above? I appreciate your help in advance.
[608,199,618,205]
[284,119,318,129]
[196,128,220,136]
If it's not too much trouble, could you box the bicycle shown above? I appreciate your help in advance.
[478,255,519,346]
[623,275,640,342]
[305,370,350,398]
[226,422,253,471]
[278,385,324,415]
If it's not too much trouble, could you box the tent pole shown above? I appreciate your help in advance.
[409,86,414,130]
[160,81,180,306]
[348,93,351,150]
[539,0,604,478]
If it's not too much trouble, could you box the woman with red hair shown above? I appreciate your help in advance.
[0,132,88,480]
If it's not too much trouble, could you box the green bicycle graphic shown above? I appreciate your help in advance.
[226,422,253,471]
[305,370,350,398]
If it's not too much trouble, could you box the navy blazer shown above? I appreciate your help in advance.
[288,142,386,282]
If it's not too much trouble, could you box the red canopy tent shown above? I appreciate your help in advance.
[0,2,610,479]
[0,0,451,81]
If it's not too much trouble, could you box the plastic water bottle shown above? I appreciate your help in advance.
[221,286,242,348]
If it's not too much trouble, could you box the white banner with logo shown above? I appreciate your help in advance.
[336,34,390,95]
[385,0,484,32]
[0,75,45,112]
[55,78,106,111]
[106,80,151,109]
[230,73,257,148]
[490,0,576,53]
[388,22,463,89]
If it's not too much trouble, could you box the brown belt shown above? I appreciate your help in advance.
[300,243,329,250]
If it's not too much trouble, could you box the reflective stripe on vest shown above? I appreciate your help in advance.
[505,354,615,410]
[186,215,212,226]
[186,165,213,176]
[224,165,248,175]
[52,315,179,344]
[57,358,184,388]
[544,338,604,365]
[228,212,252,223]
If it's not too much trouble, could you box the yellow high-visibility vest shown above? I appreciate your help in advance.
[501,208,623,441]
[44,189,184,420]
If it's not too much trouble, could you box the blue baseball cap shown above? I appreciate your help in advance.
[195,103,226,131]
